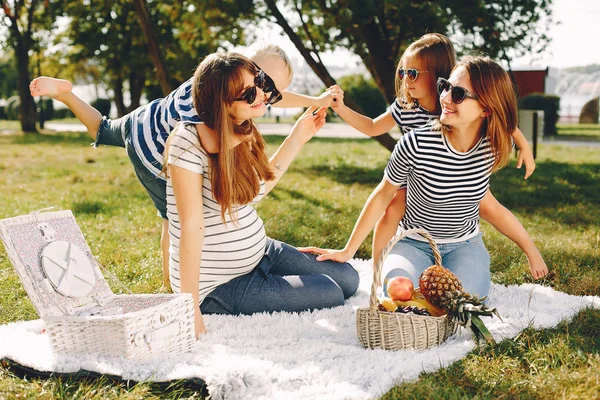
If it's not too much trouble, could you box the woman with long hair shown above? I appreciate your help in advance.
[164,53,359,336]
[302,56,548,298]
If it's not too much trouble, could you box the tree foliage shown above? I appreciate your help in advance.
[0,0,60,132]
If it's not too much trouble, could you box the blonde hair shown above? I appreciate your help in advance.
[246,42,293,78]
[164,52,275,223]
[446,56,518,173]
[396,33,456,113]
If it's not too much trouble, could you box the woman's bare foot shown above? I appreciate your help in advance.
[30,77,73,100]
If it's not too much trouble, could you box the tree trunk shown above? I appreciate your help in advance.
[128,71,145,113]
[264,0,396,151]
[113,77,126,118]
[132,0,173,95]
[15,42,37,133]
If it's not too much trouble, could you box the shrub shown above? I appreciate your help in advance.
[37,98,54,121]
[53,107,75,119]
[519,93,560,136]
[91,98,112,117]
[0,104,5,120]
[337,74,388,118]
[5,95,20,120]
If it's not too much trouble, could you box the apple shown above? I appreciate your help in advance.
[386,276,414,301]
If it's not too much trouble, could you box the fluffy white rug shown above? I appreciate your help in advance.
[0,259,598,400]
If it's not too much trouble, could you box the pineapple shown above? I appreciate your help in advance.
[419,265,500,344]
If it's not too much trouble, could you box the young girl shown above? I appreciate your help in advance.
[29,44,338,290]
[302,56,548,299]
[328,33,536,265]
[165,52,359,337]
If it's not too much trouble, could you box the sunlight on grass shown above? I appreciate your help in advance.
[0,131,598,399]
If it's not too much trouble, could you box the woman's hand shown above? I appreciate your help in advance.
[194,307,207,339]
[290,106,327,144]
[298,246,354,263]
[517,149,535,179]
[527,249,549,279]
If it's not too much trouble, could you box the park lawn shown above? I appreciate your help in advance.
[0,131,598,399]
[557,123,600,141]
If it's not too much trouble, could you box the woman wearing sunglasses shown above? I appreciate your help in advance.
[324,33,536,269]
[30,44,339,291]
[163,52,359,337]
[302,56,548,300]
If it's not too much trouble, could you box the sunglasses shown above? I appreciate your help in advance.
[436,77,479,104]
[398,68,428,82]
[234,68,283,105]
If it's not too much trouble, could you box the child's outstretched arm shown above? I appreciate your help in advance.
[479,189,548,279]
[274,87,339,108]
[512,128,535,179]
[328,84,396,137]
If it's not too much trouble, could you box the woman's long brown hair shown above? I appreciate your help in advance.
[450,56,518,173]
[165,53,275,222]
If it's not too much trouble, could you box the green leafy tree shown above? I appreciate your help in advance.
[132,1,254,95]
[337,74,387,119]
[0,0,59,132]
[0,52,18,100]
[60,1,153,116]
[258,0,554,151]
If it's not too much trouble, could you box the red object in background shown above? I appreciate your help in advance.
[511,68,548,98]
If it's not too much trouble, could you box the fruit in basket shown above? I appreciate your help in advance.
[419,265,501,344]
[377,297,398,312]
[386,276,414,301]
[395,292,446,317]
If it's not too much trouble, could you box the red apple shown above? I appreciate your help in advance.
[386,276,414,301]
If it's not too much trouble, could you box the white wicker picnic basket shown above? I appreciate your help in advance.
[0,210,196,361]
[356,228,458,350]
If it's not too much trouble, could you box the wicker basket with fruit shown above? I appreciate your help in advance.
[356,228,499,350]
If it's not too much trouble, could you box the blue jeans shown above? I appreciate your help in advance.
[200,238,360,315]
[95,115,168,219]
[382,233,491,298]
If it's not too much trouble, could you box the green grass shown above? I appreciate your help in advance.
[0,131,598,399]
[557,123,600,141]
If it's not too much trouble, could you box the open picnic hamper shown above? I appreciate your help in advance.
[356,228,458,350]
[0,210,196,361]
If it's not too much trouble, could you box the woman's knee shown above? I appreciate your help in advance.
[336,265,359,299]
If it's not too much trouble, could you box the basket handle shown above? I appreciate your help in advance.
[369,228,441,311]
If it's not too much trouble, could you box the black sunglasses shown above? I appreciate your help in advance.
[437,77,479,104]
[398,68,427,82]
[235,67,283,105]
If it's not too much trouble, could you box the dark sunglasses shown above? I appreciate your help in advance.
[398,68,427,82]
[235,67,283,105]
[436,77,479,104]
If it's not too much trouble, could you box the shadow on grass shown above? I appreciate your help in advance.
[1,359,209,398]
[1,131,94,147]
[301,156,599,227]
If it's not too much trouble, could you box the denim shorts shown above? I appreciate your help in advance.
[200,238,360,315]
[382,233,491,298]
[95,115,168,219]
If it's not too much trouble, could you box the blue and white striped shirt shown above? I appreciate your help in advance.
[131,78,202,179]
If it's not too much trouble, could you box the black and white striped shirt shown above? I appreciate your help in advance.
[166,124,266,302]
[389,98,437,134]
[384,127,494,243]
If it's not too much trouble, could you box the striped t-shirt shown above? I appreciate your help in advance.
[166,124,267,302]
[131,78,202,179]
[384,127,494,243]
[389,98,437,134]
